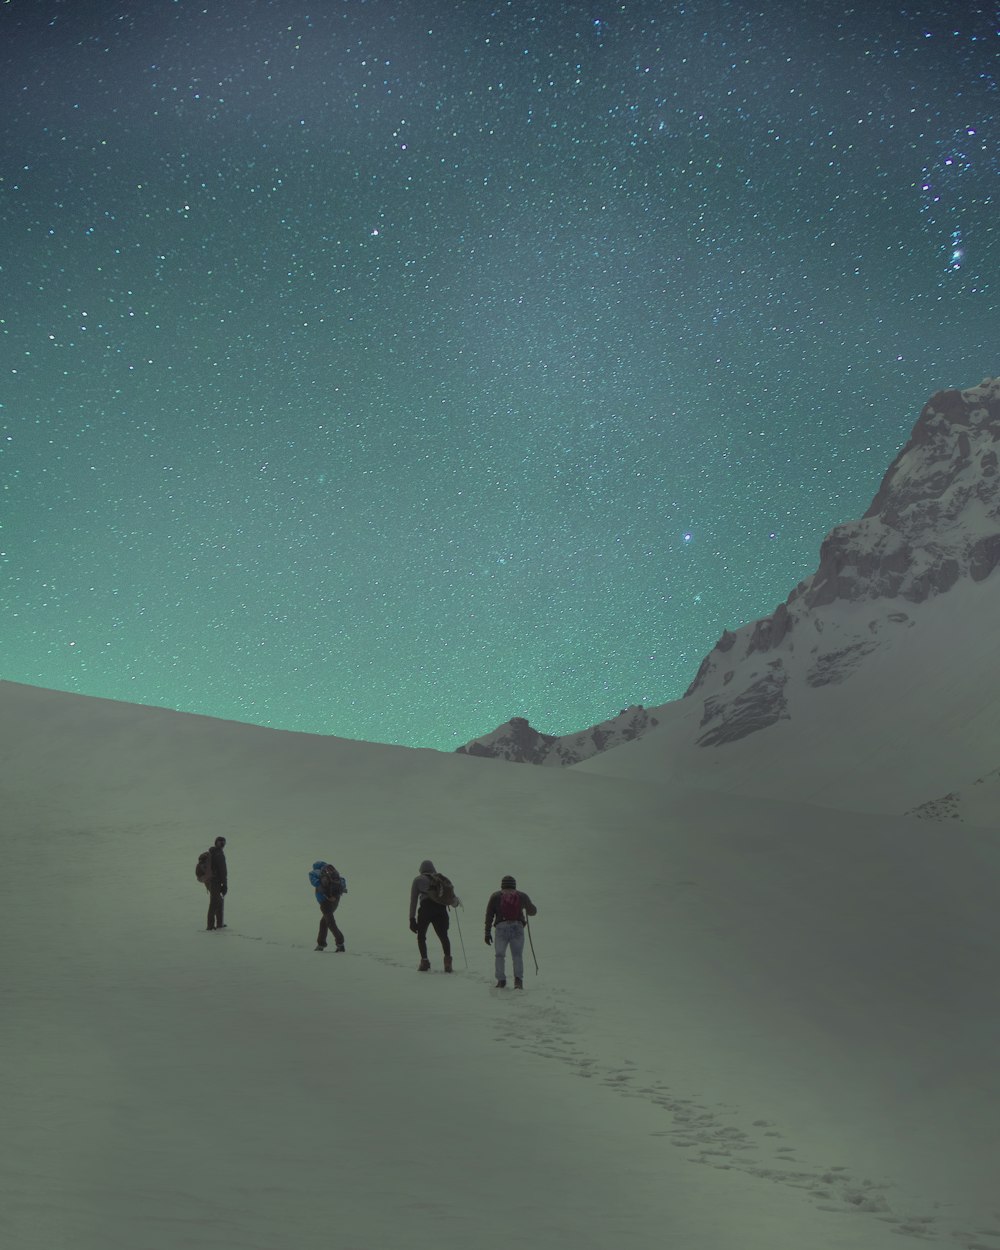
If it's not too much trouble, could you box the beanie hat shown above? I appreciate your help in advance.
[420,859,436,874]
[501,875,517,889]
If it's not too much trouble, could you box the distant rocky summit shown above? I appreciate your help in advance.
[456,706,658,766]
[458,378,1000,764]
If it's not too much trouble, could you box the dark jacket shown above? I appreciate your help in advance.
[409,858,458,922]
[485,889,536,933]
[209,844,228,891]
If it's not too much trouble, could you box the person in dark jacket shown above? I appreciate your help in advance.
[409,859,460,972]
[205,836,228,930]
[484,875,536,988]
[309,861,346,952]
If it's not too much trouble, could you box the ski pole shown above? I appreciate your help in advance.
[525,916,539,974]
[453,905,468,969]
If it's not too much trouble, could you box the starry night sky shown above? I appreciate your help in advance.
[2,1,998,750]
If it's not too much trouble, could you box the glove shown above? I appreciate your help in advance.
[484,934,492,946]
[409,917,418,933]
[221,886,228,896]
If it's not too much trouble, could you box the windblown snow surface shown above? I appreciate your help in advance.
[3,678,999,1250]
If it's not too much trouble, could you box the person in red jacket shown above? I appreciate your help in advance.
[484,875,536,988]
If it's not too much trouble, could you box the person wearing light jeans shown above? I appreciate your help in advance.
[484,875,537,989]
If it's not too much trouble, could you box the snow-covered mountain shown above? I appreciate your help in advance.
[461,378,1000,816]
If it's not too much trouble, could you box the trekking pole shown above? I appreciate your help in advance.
[525,917,539,974]
[454,906,468,969]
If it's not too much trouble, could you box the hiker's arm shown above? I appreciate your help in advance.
[521,892,537,917]
[409,879,420,924]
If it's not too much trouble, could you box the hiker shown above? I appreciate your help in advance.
[205,836,228,931]
[309,861,347,952]
[409,859,460,972]
[484,875,536,988]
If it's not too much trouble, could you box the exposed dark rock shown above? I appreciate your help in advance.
[806,642,878,688]
[906,792,962,821]
[747,603,792,654]
[696,664,789,747]
[456,716,558,764]
[970,534,1000,582]
[456,706,658,765]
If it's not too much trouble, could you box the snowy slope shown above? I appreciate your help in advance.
[4,679,1000,1250]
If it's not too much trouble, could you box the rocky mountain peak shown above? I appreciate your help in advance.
[800,377,1000,610]
[458,378,1000,763]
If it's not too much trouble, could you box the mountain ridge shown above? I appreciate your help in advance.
[458,378,1000,816]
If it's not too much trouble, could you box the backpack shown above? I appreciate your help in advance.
[498,888,522,922]
[425,871,457,907]
[195,849,213,885]
[319,864,346,899]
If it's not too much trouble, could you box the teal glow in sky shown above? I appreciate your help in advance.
[3,1,998,749]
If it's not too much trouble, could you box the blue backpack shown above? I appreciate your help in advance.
[310,861,347,902]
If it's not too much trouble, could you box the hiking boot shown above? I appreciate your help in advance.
[315,944,325,951]
[335,944,345,953]
[443,955,454,973]
[418,958,431,971]
[514,977,523,989]
[495,979,507,988]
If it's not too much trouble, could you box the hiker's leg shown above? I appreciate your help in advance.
[208,887,223,929]
[325,901,344,947]
[416,908,432,960]
[509,925,526,980]
[429,907,451,957]
[318,902,344,948]
[494,922,510,981]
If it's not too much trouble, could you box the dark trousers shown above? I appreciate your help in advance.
[417,901,450,959]
[206,885,225,930]
[317,900,344,949]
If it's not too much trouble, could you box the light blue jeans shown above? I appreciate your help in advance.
[494,920,525,981]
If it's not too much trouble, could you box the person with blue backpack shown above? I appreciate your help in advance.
[309,861,347,952]
[484,875,537,988]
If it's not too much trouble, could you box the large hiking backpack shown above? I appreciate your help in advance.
[425,871,457,907]
[195,849,213,886]
[319,864,346,899]
[498,888,522,922]
[309,862,347,899]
